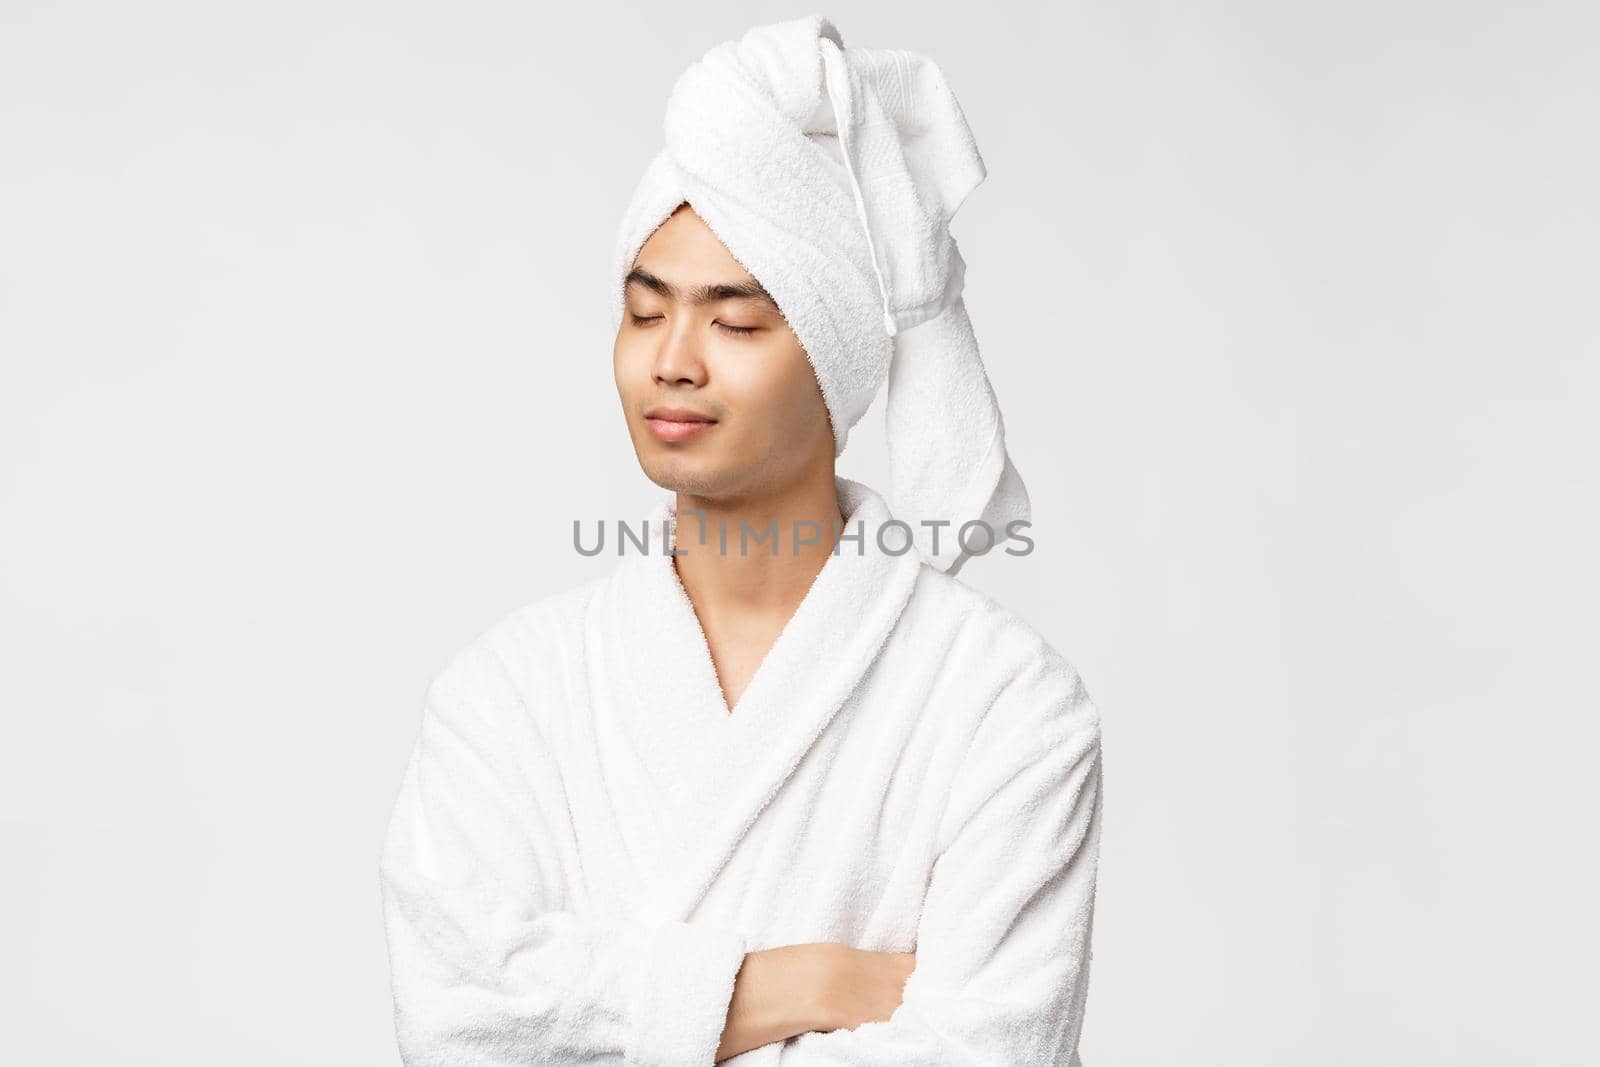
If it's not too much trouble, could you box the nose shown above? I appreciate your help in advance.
[651,313,708,387]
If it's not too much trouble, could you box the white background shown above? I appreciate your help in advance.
[3,2,1596,1064]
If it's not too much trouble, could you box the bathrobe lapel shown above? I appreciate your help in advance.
[603,476,921,923]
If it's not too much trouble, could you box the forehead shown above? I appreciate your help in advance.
[637,205,748,269]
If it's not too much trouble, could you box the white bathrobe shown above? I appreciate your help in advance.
[379,476,1105,1066]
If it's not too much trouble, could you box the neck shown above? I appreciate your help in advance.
[670,471,846,617]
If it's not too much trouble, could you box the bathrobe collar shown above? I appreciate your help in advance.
[600,475,923,921]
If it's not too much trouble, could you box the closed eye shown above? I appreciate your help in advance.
[629,312,758,337]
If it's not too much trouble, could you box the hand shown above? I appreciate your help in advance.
[815,943,917,1033]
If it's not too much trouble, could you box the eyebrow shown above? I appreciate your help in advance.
[625,266,780,311]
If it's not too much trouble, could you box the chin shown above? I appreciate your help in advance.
[638,453,732,498]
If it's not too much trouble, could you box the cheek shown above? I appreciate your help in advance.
[612,333,650,388]
[720,348,821,433]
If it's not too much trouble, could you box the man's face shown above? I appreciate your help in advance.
[613,203,834,500]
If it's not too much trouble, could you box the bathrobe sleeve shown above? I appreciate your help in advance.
[378,631,750,1067]
[775,653,1105,1065]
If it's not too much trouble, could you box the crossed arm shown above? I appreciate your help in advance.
[715,942,918,1061]
[379,637,1103,1065]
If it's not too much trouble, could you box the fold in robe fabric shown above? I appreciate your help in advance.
[379,477,1105,1065]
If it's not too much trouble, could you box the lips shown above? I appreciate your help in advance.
[645,407,716,423]
[644,407,719,442]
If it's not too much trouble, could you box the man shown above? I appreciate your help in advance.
[380,15,1104,1066]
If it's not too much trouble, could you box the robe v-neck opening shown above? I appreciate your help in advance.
[603,475,925,920]
[663,523,837,723]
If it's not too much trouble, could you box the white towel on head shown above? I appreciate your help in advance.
[610,14,1031,576]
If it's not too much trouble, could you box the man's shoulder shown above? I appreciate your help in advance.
[430,572,610,691]
[904,562,1075,671]
[901,562,1100,735]
[491,572,609,643]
